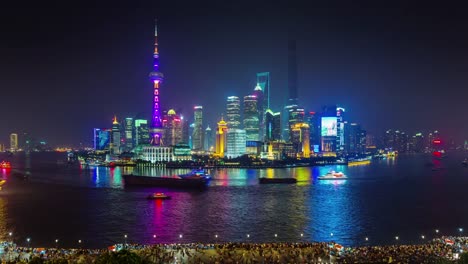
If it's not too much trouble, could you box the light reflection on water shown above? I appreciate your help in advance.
[0,152,467,248]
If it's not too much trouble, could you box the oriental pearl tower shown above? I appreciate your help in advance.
[149,19,165,146]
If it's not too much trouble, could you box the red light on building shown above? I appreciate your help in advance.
[433,140,441,144]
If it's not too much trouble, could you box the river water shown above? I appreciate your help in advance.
[0,152,467,248]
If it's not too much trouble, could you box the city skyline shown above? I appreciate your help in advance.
[1,4,467,146]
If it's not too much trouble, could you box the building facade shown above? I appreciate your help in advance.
[204,125,214,152]
[9,133,18,152]
[243,95,259,141]
[162,109,183,146]
[215,118,228,157]
[226,129,247,158]
[111,116,121,155]
[124,117,134,151]
[226,96,241,129]
[135,119,149,146]
[192,106,204,150]
[265,109,281,142]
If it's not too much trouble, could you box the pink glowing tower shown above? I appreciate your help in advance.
[149,19,165,145]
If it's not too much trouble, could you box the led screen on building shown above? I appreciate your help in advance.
[321,117,337,137]
[95,129,111,150]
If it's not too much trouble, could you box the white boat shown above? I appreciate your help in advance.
[318,171,348,180]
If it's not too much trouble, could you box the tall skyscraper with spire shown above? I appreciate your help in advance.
[149,20,165,146]
[288,40,298,105]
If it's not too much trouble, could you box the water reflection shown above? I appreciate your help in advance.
[0,198,7,241]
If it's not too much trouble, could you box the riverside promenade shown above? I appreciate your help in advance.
[1,236,468,263]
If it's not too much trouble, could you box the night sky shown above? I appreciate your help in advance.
[1,2,467,146]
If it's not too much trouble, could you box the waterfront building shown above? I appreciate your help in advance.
[253,83,265,141]
[162,109,183,146]
[149,20,165,146]
[93,128,111,151]
[336,107,346,153]
[139,146,174,162]
[192,106,204,150]
[265,109,281,141]
[204,125,214,152]
[111,116,121,155]
[188,123,195,149]
[246,140,262,156]
[215,117,228,157]
[287,105,305,142]
[411,133,425,153]
[226,96,241,129]
[345,123,367,155]
[307,111,320,154]
[320,105,338,154]
[291,122,310,158]
[182,116,189,144]
[173,144,192,161]
[257,72,270,140]
[134,119,149,146]
[9,133,18,152]
[243,95,260,141]
[226,129,247,158]
[124,117,134,151]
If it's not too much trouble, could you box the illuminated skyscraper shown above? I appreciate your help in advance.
[287,106,305,141]
[226,96,241,129]
[336,107,346,153]
[291,123,310,158]
[149,20,165,146]
[134,119,149,146]
[226,129,247,158]
[256,72,270,109]
[253,83,265,141]
[124,117,134,151]
[162,109,183,146]
[111,116,121,155]
[94,128,111,151]
[243,95,259,141]
[307,111,320,153]
[9,133,18,152]
[215,117,228,157]
[265,109,281,141]
[192,106,204,150]
[204,125,214,151]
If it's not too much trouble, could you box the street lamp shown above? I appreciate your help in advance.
[330,233,334,237]
[246,234,250,238]
[435,229,439,234]
[179,234,183,239]
[274,234,278,238]
[365,237,369,241]
[459,228,464,234]
[153,234,157,239]
[26,238,30,247]
[421,235,425,239]
[395,236,399,241]
[78,240,82,248]
[300,233,304,237]
[55,239,59,247]
[124,235,128,248]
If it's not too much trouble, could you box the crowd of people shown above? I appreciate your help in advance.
[0,236,467,263]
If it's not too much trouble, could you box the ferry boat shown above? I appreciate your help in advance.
[318,171,348,180]
[0,161,11,169]
[259,177,297,184]
[123,169,211,189]
[347,157,371,166]
[147,193,171,200]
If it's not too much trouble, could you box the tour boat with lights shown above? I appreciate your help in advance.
[123,169,211,189]
[147,193,171,200]
[318,171,348,180]
[0,180,6,190]
[259,177,297,184]
[0,161,11,169]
